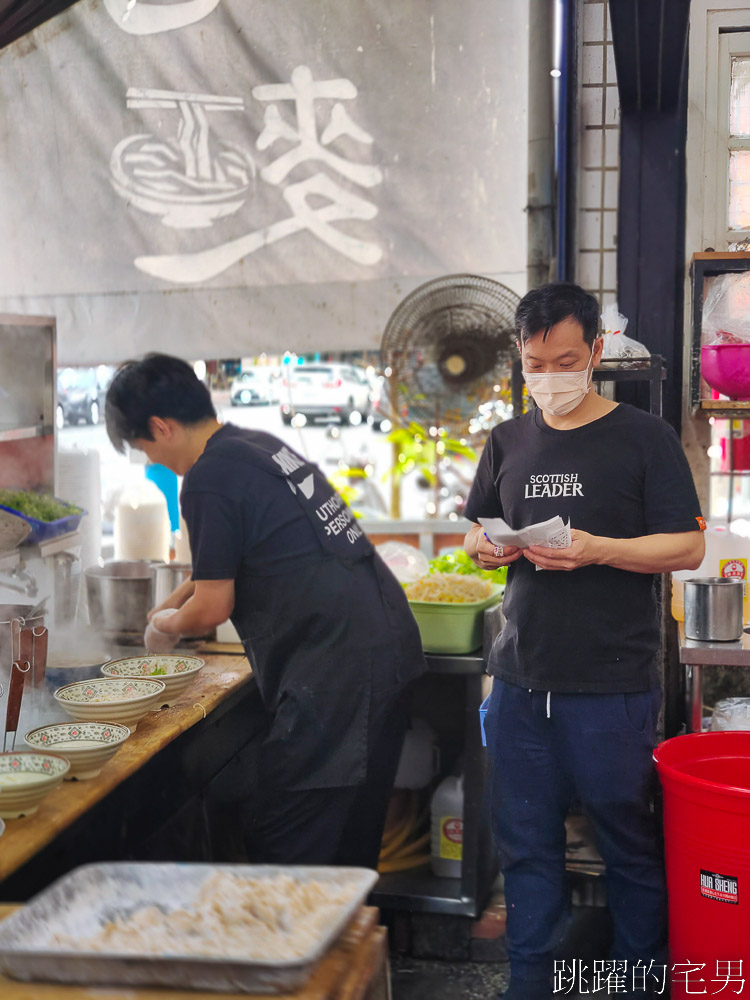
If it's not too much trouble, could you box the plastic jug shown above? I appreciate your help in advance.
[671,520,750,623]
[430,774,464,877]
[114,478,170,563]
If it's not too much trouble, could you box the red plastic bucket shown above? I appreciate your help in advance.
[654,732,750,998]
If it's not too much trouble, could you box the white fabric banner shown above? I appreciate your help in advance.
[0,0,527,362]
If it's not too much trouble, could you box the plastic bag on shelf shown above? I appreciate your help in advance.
[711,697,750,731]
[702,273,750,345]
[376,540,429,583]
[599,303,650,368]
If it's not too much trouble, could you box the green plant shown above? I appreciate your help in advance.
[0,489,82,523]
[383,422,476,518]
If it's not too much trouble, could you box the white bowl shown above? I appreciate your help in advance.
[25,721,131,780]
[101,654,205,708]
[0,751,69,818]
[53,677,166,731]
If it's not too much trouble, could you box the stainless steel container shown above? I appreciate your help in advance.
[85,561,155,635]
[684,577,744,641]
[151,562,192,608]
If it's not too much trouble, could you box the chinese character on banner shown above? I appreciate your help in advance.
[591,960,628,993]
[672,962,708,994]
[712,960,744,995]
[104,0,222,35]
[111,63,385,283]
[553,959,588,995]
[631,960,668,995]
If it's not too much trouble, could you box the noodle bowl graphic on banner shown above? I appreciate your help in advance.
[110,89,256,230]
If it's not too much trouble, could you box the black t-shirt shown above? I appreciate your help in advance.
[181,425,325,581]
[463,404,702,693]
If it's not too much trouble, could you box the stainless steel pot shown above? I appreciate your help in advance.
[152,562,192,608]
[684,577,744,642]
[85,561,155,634]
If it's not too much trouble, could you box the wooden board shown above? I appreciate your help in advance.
[0,905,388,1000]
[197,641,246,656]
[0,654,252,883]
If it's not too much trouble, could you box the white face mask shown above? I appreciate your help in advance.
[522,347,595,416]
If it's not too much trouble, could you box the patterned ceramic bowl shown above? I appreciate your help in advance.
[101,654,205,708]
[53,677,166,730]
[24,721,131,780]
[0,751,69,818]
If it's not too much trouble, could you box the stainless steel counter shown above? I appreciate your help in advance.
[678,624,750,732]
[680,627,750,666]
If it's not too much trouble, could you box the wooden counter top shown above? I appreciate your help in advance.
[0,653,252,883]
[0,904,388,1000]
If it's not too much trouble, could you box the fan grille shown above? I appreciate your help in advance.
[381,274,521,432]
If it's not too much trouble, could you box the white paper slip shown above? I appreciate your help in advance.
[479,515,572,550]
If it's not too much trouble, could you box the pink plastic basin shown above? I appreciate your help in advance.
[701,343,750,400]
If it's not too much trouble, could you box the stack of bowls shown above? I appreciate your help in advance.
[0,751,70,818]
[53,677,166,731]
[101,654,205,708]
[25,722,130,780]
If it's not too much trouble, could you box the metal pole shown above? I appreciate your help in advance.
[527,0,556,289]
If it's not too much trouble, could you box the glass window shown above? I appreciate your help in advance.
[728,151,750,229]
[730,57,750,137]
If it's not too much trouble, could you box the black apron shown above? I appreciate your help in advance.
[229,438,425,792]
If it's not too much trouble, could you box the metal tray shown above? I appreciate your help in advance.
[0,862,378,993]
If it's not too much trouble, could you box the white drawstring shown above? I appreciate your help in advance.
[546,691,551,719]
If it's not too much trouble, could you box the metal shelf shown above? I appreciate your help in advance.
[372,865,475,916]
[0,425,53,443]
[512,356,665,418]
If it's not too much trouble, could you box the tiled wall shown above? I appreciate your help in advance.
[576,0,619,307]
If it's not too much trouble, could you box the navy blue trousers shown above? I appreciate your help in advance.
[484,679,667,986]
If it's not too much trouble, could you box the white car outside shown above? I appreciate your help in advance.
[230,369,276,406]
[280,364,372,425]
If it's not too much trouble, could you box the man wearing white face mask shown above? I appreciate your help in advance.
[464,283,705,1000]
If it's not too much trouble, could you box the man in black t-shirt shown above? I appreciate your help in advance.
[105,354,426,870]
[464,284,704,1000]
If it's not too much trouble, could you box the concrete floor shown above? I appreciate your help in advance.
[389,906,613,1000]
[392,954,510,1000]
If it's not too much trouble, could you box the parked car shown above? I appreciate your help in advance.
[56,367,102,428]
[280,364,373,425]
[229,369,275,406]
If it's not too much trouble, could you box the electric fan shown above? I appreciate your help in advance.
[380,274,521,434]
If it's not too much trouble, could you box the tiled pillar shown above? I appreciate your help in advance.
[576,0,619,308]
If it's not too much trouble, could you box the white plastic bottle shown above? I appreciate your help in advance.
[430,774,464,878]
[114,478,170,563]
[671,520,750,623]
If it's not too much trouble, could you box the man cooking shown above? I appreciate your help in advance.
[105,353,426,869]
[463,283,705,999]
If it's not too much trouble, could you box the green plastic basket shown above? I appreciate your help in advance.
[408,583,504,654]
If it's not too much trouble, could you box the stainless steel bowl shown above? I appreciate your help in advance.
[85,561,155,635]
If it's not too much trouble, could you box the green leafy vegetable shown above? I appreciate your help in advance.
[428,547,507,585]
[0,489,82,523]
[150,666,167,676]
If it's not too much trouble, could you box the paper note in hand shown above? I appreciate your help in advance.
[479,515,572,550]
